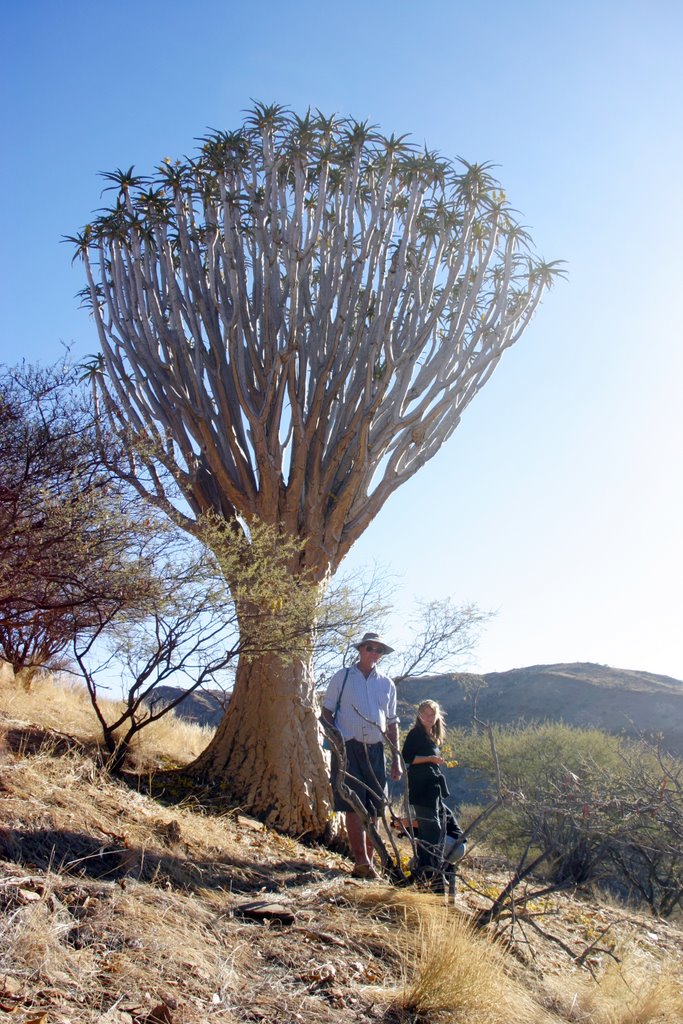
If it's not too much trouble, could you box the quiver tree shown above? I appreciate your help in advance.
[71,103,562,835]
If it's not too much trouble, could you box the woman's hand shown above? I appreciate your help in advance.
[410,754,447,767]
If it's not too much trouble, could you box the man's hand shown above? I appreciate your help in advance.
[386,722,402,781]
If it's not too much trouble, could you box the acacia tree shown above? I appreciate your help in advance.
[0,360,161,678]
[460,723,683,922]
[75,519,314,774]
[391,599,493,683]
[600,743,683,917]
[71,104,562,835]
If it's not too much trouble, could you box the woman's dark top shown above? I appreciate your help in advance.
[402,723,449,808]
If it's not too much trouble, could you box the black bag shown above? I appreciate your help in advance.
[320,667,350,750]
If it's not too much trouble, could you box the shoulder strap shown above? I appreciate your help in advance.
[333,667,351,719]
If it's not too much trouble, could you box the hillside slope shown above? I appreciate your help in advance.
[2,701,683,1023]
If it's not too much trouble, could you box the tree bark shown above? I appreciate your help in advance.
[188,648,332,837]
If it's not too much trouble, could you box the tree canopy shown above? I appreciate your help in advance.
[72,103,563,577]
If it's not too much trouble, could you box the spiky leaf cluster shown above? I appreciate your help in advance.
[72,104,563,575]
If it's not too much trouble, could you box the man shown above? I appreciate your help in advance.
[321,631,402,878]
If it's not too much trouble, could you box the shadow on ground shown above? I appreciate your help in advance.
[0,826,340,894]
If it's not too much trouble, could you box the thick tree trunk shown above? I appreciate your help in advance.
[187,649,332,837]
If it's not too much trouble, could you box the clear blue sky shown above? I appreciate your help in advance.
[2,0,682,680]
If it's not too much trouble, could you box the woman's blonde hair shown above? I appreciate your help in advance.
[416,699,445,744]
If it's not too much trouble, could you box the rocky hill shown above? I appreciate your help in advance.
[155,662,683,756]
[148,685,227,727]
[395,662,683,808]
[396,662,683,754]
[153,662,683,810]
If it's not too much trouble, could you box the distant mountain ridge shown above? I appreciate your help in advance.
[397,662,683,755]
[155,661,683,755]
[148,686,226,727]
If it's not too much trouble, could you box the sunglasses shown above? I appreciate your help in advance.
[363,644,385,653]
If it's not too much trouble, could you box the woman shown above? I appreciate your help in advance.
[401,699,452,884]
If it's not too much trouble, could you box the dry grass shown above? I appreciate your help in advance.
[0,667,215,767]
[541,948,683,1024]
[1,674,683,1024]
[400,912,542,1023]
[341,885,554,1023]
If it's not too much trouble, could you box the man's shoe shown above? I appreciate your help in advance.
[351,862,378,879]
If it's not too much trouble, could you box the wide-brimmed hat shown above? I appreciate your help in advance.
[353,631,394,655]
